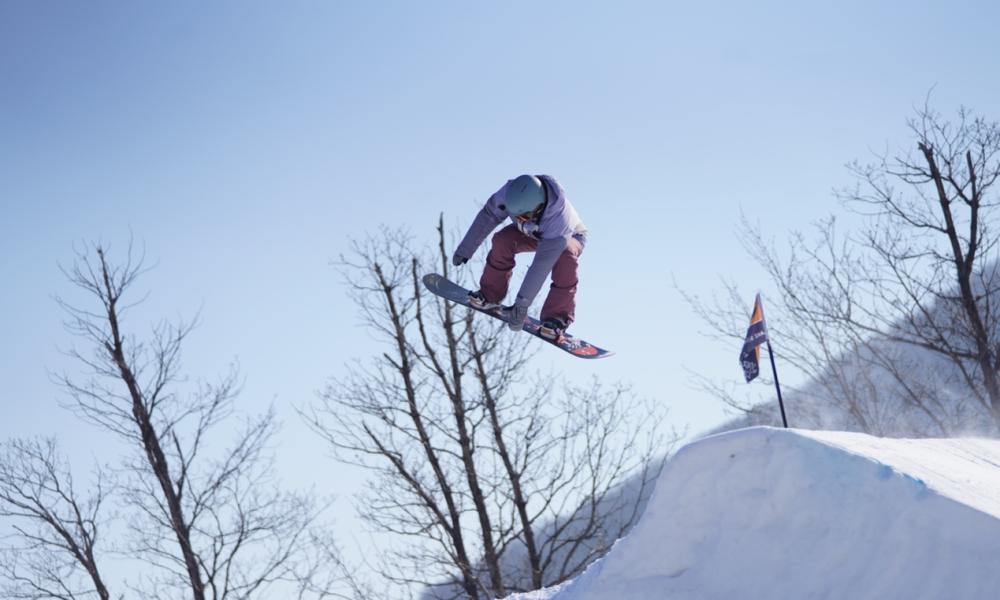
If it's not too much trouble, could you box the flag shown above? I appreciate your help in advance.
[740,293,768,383]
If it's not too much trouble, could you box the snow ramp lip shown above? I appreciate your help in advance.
[511,426,1000,600]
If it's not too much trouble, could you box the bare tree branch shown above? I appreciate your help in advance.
[40,241,339,599]
[0,437,113,600]
[304,217,676,599]
[684,102,1000,436]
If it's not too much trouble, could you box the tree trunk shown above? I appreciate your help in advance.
[918,145,1000,430]
[472,333,543,589]
[98,250,206,600]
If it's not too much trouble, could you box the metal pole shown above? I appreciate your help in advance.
[766,339,788,428]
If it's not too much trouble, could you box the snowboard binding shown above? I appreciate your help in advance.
[468,289,501,311]
[539,318,567,341]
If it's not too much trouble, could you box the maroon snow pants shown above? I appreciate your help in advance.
[479,224,584,326]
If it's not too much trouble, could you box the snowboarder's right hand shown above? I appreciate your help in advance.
[452,253,468,267]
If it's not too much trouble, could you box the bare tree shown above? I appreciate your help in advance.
[684,101,1000,436]
[49,241,331,599]
[0,438,113,600]
[303,217,672,599]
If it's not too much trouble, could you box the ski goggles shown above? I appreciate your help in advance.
[514,205,544,223]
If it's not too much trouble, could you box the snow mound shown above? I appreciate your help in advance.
[510,427,1000,600]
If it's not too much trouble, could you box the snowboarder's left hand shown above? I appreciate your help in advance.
[503,303,528,331]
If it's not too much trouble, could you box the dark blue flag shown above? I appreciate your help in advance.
[740,294,768,383]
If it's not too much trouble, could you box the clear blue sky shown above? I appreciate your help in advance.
[3,0,1000,574]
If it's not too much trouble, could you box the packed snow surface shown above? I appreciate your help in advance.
[508,426,1000,599]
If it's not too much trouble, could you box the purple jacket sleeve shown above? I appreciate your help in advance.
[514,236,568,308]
[455,189,507,261]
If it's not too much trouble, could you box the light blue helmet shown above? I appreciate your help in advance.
[501,175,546,217]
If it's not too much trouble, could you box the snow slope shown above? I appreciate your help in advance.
[508,427,1000,599]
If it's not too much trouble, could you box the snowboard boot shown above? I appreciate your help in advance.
[539,317,567,341]
[468,290,501,311]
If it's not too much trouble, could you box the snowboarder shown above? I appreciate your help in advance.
[451,174,588,340]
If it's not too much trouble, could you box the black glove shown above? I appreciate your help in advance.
[452,253,468,267]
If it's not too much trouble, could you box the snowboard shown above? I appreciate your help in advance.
[422,273,613,359]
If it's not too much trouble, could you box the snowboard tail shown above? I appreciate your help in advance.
[421,273,613,359]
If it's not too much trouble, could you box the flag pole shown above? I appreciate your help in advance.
[740,293,789,428]
[766,339,788,428]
